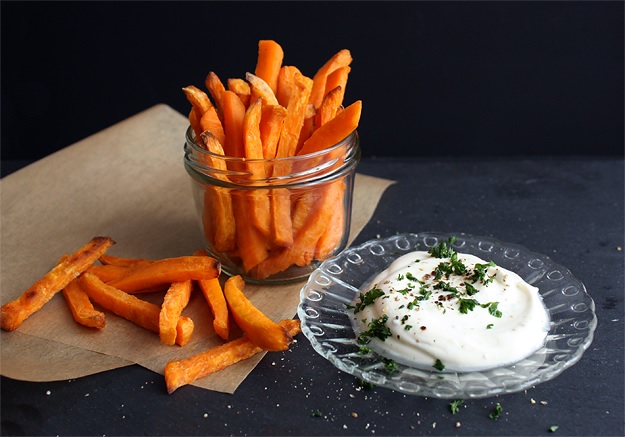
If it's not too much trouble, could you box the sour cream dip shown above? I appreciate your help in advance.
[350,242,550,372]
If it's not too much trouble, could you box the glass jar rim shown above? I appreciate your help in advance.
[184,125,358,163]
[184,126,360,189]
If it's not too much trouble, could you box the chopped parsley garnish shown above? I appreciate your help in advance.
[449,399,464,414]
[434,261,453,279]
[486,323,494,329]
[405,271,420,282]
[349,287,385,313]
[358,379,373,389]
[482,301,503,318]
[383,358,398,375]
[428,236,457,258]
[357,314,391,344]
[464,281,479,296]
[357,345,372,354]
[311,409,323,417]
[433,359,445,371]
[489,402,503,420]
[433,281,460,296]
[472,260,496,285]
[449,252,467,275]
[407,297,420,310]
[458,298,479,314]
[549,425,559,433]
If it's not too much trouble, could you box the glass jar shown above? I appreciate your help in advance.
[184,127,361,284]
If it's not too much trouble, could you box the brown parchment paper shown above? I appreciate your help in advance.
[0,104,394,393]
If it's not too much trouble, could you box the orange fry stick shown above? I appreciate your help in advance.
[98,254,153,268]
[314,183,347,260]
[160,280,193,345]
[80,272,193,346]
[221,90,247,158]
[260,104,287,159]
[188,108,203,138]
[62,278,106,329]
[228,78,251,107]
[175,316,195,347]
[205,71,226,114]
[232,197,269,271]
[200,106,226,147]
[164,319,301,394]
[269,189,294,248]
[1,236,115,331]
[182,85,214,114]
[197,277,230,341]
[275,68,313,158]
[254,40,284,94]
[224,275,291,351]
[246,72,280,107]
[243,98,271,236]
[297,100,361,156]
[106,256,221,294]
[309,49,352,109]
[199,132,237,253]
[315,85,344,127]
[243,98,266,161]
[86,264,132,283]
[254,181,344,278]
[323,66,350,106]
[296,103,317,152]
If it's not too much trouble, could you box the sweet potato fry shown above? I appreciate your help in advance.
[253,181,344,278]
[260,104,287,159]
[164,319,300,393]
[296,103,317,152]
[106,256,220,294]
[189,108,203,138]
[297,100,361,156]
[98,254,153,268]
[86,264,132,282]
[205,71,226,114]
[228,78,251,107]
[275,68,313,158]
[160,280,193,345]
[62,278,106,329]
[197,132,237,253]
[315,85,344,127]
[232,197,269,272]
[269,189,294,248]
[1,236,115,331]
[243,98,265,161]
[314,182,347,260]
[221,90,247,158]
[183,85,213,113]
[246,72,280,107]
[197,277,229,341]
[200,106,226,147]
[324,66,350,106]
[309,49,352,109]
[176,316,195,347]
[80,272,193,346]
[243,98,271,237]
[224,275,291,351]
[254,40,284,94]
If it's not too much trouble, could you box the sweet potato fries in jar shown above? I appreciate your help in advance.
[183,40,361,283]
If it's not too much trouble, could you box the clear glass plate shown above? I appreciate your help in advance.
[297,232,597,399]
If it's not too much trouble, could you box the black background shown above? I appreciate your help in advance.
[1,1,623,162]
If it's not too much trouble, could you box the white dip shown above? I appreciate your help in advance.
[350,243,550,372]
